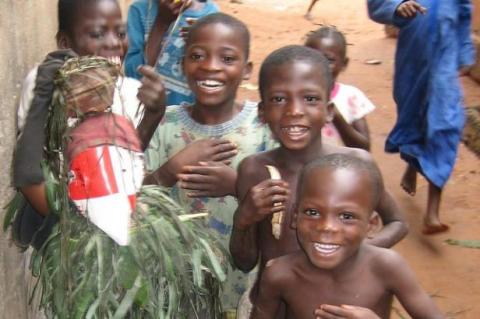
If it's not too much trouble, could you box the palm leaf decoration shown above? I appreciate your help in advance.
[445,239,480,249]
[9,56,227,318]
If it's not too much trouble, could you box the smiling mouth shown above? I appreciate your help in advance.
[313,243,340,254]
[281,125,309,137]
[197,80,224,92]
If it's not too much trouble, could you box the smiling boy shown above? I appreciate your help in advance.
[252,154,443,319]
[230,46,407,315]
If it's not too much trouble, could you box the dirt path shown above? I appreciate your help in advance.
[218,0,480,318]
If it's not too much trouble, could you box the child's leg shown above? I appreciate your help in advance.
[400,163,417,196]
[305,0,319,19]
[422,181,449,235]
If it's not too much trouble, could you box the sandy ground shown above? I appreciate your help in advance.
[217,0,480,318]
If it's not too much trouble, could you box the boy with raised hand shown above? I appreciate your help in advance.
[230,46,408,314]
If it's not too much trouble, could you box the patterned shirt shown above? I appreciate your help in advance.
[125,0,219,106]
[323,82,375,146]
[145,101,275,310]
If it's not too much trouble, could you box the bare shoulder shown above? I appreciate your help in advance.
[238,148,282,178]
[262,251,303,286]
[366,245,408,278]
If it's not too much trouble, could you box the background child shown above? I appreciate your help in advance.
[13,0,165,250]
[142,13,275,315]
[306,26,374,151]
[367,0,476,234]
[125,0,219,106]
[252,153,444,319]
[230,46,407,315]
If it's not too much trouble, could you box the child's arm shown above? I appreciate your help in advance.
[332,107,371,151]
[369,189,408,247]
[381,250,445,319]
[135,65,167,150]
[367,0,425,25]
[144,0,191,67]
[251,261,284,319]
[124,3,148,79]
[352,149,408,247]
[230,156,289,271]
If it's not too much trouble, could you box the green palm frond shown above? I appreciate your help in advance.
[26,56,227,318]
[445,239,480,249]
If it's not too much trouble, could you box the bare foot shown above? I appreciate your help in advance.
[401,165,417,196]
[422,222,449,235]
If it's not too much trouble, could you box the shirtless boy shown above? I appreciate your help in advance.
[230,46,408,307]
[252,154,443,319]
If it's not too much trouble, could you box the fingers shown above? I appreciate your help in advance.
[210,140,238,161]
[136,65,165,111]
[397,1,426,18]
[212,149,238,162]
[315,304,347,319]
[250,180,290,210]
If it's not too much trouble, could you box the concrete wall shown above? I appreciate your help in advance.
[0,1,132,317]
[0,1,57,318]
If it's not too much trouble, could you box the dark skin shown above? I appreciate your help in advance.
[230,61,407,310]
[252,167,443,319]
[21,0,166,216]
[144,21,253,199]
[306,36,371,151]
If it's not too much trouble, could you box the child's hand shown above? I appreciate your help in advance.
[315,304,380,319]
[236,179,290,229]
[167,138,238,176]
[459,65,472,77]
[395,0,427,18]
[137,65,166,114]
[180,18,197,39]
[178,161,237,197]
[158,0,192,21]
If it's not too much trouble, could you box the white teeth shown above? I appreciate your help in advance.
[197,80,224,88]
[282,126,308,133]
[107,56,121,66]
[314,243,340,254]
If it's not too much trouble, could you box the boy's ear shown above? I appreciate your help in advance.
[258,101,266,124]
[325,101,335,122]
[291,210,298,229]
[343,57,350,70]
[242,61,253,80]
[56,31,71,49]
[366,211,381,239]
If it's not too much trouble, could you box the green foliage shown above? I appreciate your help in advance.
[27,57,227,318]
[32,183,227,319]
[445,239,480,249]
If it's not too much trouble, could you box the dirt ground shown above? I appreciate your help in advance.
[217,0,480,318]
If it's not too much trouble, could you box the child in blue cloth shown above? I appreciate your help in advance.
[125,0,219,106]
[367,0,476,234]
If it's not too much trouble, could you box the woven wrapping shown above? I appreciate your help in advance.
[55,56,119,116]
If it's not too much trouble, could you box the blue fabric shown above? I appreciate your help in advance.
[367,0,475,188]
[125,0,219,106]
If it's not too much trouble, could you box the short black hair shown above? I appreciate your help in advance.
[57,0,118,39]
[258,45,333,100]
[185,12,250,59]
[298,153,383,210]
[305,26,347,58]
